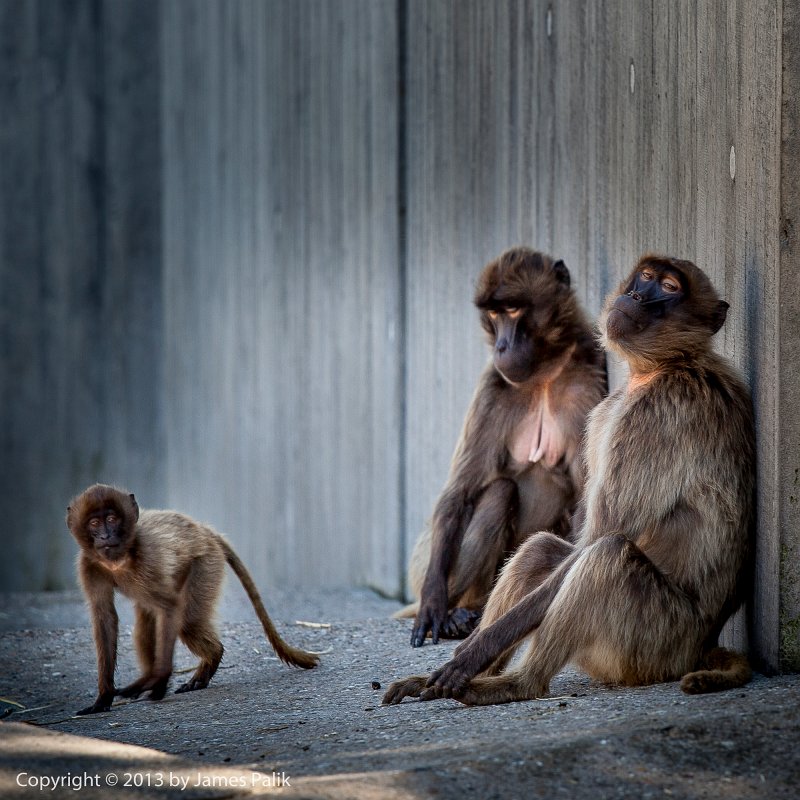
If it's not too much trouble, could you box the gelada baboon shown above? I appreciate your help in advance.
[384,254,754,705]
[68,484,318,715]
[398,247,607,646]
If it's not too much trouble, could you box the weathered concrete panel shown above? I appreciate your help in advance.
[101,0,166,511]
[0,0,163,591]
[160,0,402,594]
[777,0,800,669]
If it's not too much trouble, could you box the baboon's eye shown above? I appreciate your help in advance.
[506,307,522,318]
[640,269,655,282]
[488,310,499,320]
[662,278,680,293]
[106,514,117,525]
[89,518,101,528]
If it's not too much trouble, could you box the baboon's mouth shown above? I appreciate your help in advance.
[609,306,635,322]
[99,546,124,562]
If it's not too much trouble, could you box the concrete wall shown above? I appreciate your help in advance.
[0,0,164,590]
[0,0,797,670]
[160,0,402,592]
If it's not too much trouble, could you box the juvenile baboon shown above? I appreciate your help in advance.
[399,248,606,647]
[384,254,754,704]
[68,484,318,715]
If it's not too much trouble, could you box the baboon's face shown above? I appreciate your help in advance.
[67,485,139,564]
[475,250,573,385]
[606,262,685,342]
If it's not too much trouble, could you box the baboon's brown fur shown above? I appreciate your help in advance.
[68,484,318,715]
[385,254,754,705]
[400,247,607,647]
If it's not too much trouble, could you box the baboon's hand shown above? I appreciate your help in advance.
[422,637,487,699]
[382,675,429,705]
[440,608,481,639]
[421,662,471,699]
[411,583,448,647]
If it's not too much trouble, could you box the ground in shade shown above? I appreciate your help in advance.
[1,588,798,799]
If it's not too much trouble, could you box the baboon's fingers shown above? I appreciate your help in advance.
[440,608,481,639]
[382,675,428,705]
[426,659,472,697]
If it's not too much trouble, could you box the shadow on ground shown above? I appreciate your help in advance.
[1,588,798,799]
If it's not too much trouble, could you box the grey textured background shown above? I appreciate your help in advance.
[0,0,797,671]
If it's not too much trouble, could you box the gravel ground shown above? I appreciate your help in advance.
[1,587,799,799]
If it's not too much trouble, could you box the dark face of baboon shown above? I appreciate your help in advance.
[474,249,574,384]
[603,254,729,370]
[67,484,139,564]
[606,262,685,338]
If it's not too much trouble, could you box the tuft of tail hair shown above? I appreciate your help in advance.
[220,539,319,669]
[681,647,751,694]
[392,602,419,619]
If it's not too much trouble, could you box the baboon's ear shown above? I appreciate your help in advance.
[552,259,570,287]
[711,300,729,334]
[129,494,140,521]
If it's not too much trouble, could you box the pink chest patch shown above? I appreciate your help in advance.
[510,392,567,469]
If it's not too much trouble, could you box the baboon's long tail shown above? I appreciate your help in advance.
[220,539,319,669]
[680,647,751,694]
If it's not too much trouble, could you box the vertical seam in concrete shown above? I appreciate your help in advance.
[396,0,409,599]
[159,2,173,503]
[35,1,50,587]
[773,0,784,671]
[152,0,166,504]
[93,0,108,430]
[778,0,800,670]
